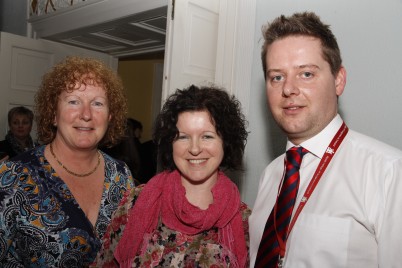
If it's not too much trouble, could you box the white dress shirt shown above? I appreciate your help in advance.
[249,114,402,267]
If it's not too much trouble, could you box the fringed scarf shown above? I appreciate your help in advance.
[5,131,37,155]
[114,170,247,267]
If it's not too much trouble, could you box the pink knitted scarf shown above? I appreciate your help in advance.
[114,170,247,267]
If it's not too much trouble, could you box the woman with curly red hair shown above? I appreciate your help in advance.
[0,56,134,266]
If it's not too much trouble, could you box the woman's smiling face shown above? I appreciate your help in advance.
[54,82,110,150]
[173,110,224,185]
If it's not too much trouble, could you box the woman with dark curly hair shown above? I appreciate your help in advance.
[93,85,251,268]
[0,56,134,267]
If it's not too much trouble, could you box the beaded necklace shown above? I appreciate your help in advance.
[49,143,101,177]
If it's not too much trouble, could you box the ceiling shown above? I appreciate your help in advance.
[43,6,168,59]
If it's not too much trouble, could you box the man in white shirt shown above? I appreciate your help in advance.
[249,11,402,268]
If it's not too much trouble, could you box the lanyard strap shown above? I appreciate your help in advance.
[275,122,349,258]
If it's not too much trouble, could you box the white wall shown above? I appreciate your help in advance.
[243,0,402,207]
[0,1,27,36]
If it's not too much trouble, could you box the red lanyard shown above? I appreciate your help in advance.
[274,122,349,259]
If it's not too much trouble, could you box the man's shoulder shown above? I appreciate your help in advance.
[346,130,402,159]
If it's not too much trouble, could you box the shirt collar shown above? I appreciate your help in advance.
[286,114,344,159]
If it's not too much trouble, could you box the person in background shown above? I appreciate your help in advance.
[102,117,157,184]
[92,84,251,267]
[0,106,38,159]
[130,118,158,183]
[102,118,142,179]
[124,117,158,183]
[138,138,157,183]
[249,12,402,267]
[0,56,134,267]
[130,117,143,148]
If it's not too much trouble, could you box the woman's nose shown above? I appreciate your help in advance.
[80,104,92,121]
[189,139,201,155]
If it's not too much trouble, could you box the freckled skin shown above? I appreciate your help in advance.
[54,84,111,151]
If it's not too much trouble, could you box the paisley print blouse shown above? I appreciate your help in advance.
[0,145,133,267]
[92,185,251,267]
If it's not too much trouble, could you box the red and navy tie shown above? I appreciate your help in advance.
[255,146,308,268]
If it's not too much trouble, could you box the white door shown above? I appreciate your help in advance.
[162,0,223,101]
[0,31,117,141]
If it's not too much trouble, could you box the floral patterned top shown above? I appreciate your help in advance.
[0,145,134,267]
[92,185,252,267]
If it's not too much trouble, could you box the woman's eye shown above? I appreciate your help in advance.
[203,135,214,140]
[93,101,104,107]
[68,100,79,105]
[177,135,188,140]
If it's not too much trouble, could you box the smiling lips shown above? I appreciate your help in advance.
[189,159,207,164]
[75,127,94,131]
[284,103,304,111]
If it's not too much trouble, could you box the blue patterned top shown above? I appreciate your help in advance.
[0,145,134,267]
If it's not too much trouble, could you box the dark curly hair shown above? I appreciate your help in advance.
[153,84,248,171]
[35,56,128,147]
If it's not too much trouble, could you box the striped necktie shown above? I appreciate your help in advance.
[255,146,308,267]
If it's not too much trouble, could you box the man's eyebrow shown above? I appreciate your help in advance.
[266,68,282,74]
[267,64,320,73]
[266,64,321,78]
[298,64,320,70]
